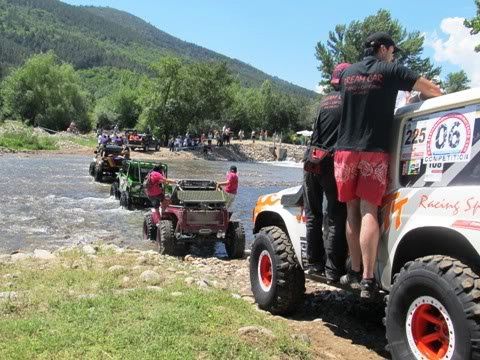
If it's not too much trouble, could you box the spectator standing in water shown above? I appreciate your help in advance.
[218,165,239,209]
[144,166,177,224]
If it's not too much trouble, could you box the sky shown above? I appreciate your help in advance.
[62,0,480,92]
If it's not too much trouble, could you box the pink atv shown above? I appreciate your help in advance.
[142,179,245,258]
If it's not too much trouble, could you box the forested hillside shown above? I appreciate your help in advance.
[0,0,315,99]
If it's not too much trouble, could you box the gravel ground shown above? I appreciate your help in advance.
[185,253,389,359]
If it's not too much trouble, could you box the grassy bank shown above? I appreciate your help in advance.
[0,121,98,152]
[0,121,58,151]
[0,247,310,359]
[63,134,98,148]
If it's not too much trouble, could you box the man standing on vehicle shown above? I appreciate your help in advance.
[303,63,350,281]
[145,166,176,224]
[218,165,238,209]
[334,32,442,298]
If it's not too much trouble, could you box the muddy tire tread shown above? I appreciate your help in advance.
[386,255,480,359]
[143,214,156,241]
[225,221,246,259]
[260,225,305,314]
[157,220,186,256]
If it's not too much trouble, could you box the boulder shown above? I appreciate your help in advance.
[82,245,96,255]
[237,326,276,340]
[108,265,126,273]
[184,277,195,285]
[11,253,32,262]
[33,249,56,260]
[139,270,162,284]
[136,256,148,265]
[146,286,163,292]
[0,291,17,300]
[196,279,210,288]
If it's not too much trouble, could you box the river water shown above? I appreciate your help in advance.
[0,154,302,254]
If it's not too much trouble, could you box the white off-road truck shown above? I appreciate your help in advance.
[250,88,480,360]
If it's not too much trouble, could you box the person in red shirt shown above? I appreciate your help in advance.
[218,165,238,209]
[334,32,442,298]
[145,166,176,223]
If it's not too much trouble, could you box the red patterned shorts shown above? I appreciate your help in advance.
[334,151,389,206]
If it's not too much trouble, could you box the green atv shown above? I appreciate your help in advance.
[111,160,169,210]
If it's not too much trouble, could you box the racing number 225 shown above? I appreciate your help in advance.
[404,127,427,145]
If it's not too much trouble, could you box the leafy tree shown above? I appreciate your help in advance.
[94,87,141,129]
[1,52,90,131]
[138,57,236,139]
[225,84,262,132]
[443,70,470,94]
[464,0,480,51]
[138,56,184,138]
[182,61,234,123]
[315,9,441,90]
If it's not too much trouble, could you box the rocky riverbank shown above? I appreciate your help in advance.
[1,244,388,359]
[0,126,307,164]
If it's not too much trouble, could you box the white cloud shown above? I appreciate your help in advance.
[427,17,480,87]
[314,84,327,94]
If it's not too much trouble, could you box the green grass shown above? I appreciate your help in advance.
[0,121,58,151]
[0,249,311,359]
[64,134,98,148]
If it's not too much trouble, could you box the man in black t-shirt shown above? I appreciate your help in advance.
[303,63,350,281]
[334,32,442,298]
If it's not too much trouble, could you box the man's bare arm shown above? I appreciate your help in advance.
[412,77,443,99]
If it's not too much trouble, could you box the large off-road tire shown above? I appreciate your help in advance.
[110,182,120,199]
[224,221,246,259]
[386,255,480,360]
[250,226,305,315]
[89,162,95,176]
[119,191,131,210]
[156,219,186,256]
[143,213,156,241]
[94,164,103,182]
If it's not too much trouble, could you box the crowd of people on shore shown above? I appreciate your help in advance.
[303,31,442,299]
[167,126,275,152]
[97,132,126,146]
[94,122,279,155]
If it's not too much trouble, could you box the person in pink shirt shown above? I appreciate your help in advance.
[218,165,238,209]
[145,166,176,223]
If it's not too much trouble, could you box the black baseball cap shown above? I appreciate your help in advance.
[229,165,237,173]
[364,32,402,53]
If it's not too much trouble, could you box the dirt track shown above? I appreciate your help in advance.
[188,255,389,359]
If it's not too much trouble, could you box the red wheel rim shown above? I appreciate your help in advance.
[410,301,452,359]
[259,251,272,290]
